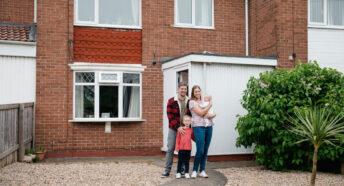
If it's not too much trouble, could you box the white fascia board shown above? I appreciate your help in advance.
[0,40,36,57]
[162,54,277,70]
[69,62,146,72]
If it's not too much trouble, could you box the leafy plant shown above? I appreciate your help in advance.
[35,146,46,153]
[236,61,344,171]
[25,149,36,155]
[287,106,344,186]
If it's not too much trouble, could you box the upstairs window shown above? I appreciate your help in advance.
[175,0,214,29]
[309,0,344,26]
[75,0,141,29]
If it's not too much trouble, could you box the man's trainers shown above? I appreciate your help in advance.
[185,173,190,179]
[176,173,181,179]
[161,172,170,178]
[199,171,208,178]
[191,171,197,178]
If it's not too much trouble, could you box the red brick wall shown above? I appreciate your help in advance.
[35,0,308,155]
[73,27,142,64]
[35,0,247,155]
[249,0,308,69]
[0,0,34,24]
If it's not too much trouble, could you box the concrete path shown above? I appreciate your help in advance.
[45,155,257,186]
[155,158,257,186]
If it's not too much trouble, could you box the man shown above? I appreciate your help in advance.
[161,83,191,178]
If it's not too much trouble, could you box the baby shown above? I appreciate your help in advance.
[201,94,214,127]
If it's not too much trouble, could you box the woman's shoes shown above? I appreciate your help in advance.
[176,173,181,179]
[184,173,190,179]
[191,171,197,178]
[199,171,208,178]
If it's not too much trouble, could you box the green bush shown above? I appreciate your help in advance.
[236,61,344,171]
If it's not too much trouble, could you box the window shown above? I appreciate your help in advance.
[73,71,142,121]
[309,0,344,27]
[175,0,214,29]
[75,0,141,29]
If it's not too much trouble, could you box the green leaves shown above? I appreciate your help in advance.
[236,61,344,171]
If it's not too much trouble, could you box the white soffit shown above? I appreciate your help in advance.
[162,54,277,70]
[69,62,146,72]
[0,40,36,57]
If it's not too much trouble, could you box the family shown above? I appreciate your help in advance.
[161,83,216,179]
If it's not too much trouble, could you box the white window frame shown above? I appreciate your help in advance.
[74,0,142,29]
[99,72,120,83]
[174,0,215,29]
[69,63,146,122]
[308,0,344,29]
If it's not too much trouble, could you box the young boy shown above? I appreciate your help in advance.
[175,115,193,179]
[201,94,215,127]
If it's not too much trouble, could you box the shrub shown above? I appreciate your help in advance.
[236,61,344,171]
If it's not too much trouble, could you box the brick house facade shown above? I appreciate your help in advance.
[2,0,312,157]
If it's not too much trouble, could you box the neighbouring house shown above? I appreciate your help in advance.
[0,0,343,159]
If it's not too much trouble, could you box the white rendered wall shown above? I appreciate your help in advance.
[189,63,274,155]
[0,56,36,104]
[308,28,344,73]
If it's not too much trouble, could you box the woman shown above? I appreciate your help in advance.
[189,85,216,178]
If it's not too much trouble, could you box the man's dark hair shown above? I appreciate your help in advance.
[178,83,188,88]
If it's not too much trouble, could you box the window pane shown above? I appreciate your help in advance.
[328,0,344,26]
[99,0,139,26]
[123,86,140,118]
[196,0,212,26]
[123,73,140,84]
[78,0,95,22]
[76,72,95,83]
[101,73,118,81]
[75,85,94,118]
[177,0,192,24]
[99,86,118,118]
[310,0,324,23]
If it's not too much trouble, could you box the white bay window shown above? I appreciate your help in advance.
[75,0,141,29]
[309,0,344,27]
[175,0,214,29]
[70,63,145,122]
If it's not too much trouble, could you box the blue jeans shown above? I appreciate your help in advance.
[192,126,213,172]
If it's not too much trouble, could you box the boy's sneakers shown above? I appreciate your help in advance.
[191,171,197,178]
[184,173,190,179]
[199,171,208,178]
[176,173,181,179]
[160,172,170,178]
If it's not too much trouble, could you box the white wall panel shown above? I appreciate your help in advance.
[308,28,344,73]
[190,63,273,155]
[0,56,36,104]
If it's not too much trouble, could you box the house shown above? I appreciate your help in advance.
[0,0,343,158]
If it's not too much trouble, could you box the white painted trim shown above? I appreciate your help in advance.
[0,41,36,57]
[162,54,277,70]
[308,25,344,30]
[173,25,215,30]
[74,0,142,29]
[69,63,146,72]
[69,118,146,122]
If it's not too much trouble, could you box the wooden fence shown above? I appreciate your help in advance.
[0,103,35,168]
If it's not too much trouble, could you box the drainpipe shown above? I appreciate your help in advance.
[245,0,249,56]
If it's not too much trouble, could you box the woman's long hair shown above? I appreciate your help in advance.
[191,85,201,101]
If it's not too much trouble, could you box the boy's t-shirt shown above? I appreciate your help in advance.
[175,128,193,151]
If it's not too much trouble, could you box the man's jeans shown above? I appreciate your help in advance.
[164,128,177,174]
[192,126,213,172]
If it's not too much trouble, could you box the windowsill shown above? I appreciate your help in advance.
[173,24,215,30]
[74,23,142,30]
[308,25,344,30]
[69,118,147,123]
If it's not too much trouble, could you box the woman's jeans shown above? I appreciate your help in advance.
[192,126,213,172]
